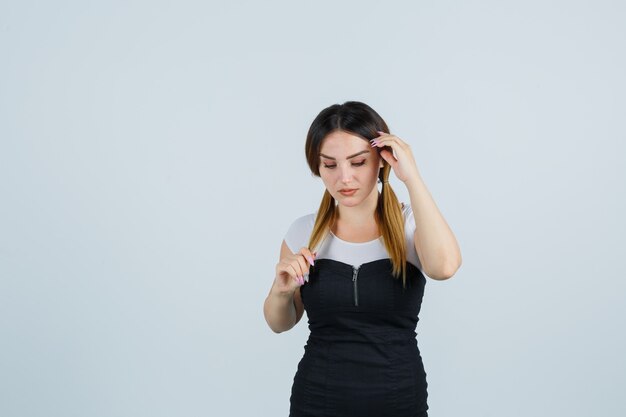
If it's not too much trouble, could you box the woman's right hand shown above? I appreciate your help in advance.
[273,247,317,296]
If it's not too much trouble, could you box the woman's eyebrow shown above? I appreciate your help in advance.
[319,150,370,160]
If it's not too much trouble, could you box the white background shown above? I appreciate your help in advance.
[1,1,624,416]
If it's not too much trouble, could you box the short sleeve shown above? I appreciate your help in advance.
[403,203,416,235]
[283,214,315,254]
[402,203,424,272]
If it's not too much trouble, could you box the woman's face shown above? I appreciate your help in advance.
[318,130,383,207]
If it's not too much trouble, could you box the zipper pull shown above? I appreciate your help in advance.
[352,265,360,306]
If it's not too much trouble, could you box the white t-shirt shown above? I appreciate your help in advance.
[283,202,423,273]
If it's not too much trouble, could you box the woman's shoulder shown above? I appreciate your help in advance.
[288,211,317,229]
[283,211,316,253]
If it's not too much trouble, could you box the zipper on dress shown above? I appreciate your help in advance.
[352,265,361,306]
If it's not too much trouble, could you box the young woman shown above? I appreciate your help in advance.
[263,101,462,417]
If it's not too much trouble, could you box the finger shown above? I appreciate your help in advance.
[373,133,407,145]
[284,253,306,285]
[287,263,305,286]
[299,247,316,267]
[382,134,408,148]
[299,248,316,282]
[372,137,407,156]
[380,148,398,163]
[280,257,304,285]
[371,134,396,147]
[371,137,391,148]
[281,262,300,284]
[295,254,308,275]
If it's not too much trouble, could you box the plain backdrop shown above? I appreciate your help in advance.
[1,1,625,416]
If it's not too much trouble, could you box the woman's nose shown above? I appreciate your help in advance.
[340,165,354,182]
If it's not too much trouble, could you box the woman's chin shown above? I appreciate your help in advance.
[336,196,361,207]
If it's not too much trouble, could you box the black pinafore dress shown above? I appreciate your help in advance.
[289,257,429,417]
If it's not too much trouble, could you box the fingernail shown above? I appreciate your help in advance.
[299,276,304,285]
[306,255,315,266]
[304,274,309,283]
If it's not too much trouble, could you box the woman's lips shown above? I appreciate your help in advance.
[339,189,357,196]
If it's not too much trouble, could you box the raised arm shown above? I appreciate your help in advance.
[263,240,309,333]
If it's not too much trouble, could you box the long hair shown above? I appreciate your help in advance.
[305,101,409,288]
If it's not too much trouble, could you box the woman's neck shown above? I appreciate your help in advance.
[336,189,380,226]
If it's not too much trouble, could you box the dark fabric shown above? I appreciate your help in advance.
[289,258,429,417]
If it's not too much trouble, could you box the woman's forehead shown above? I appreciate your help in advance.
[320,131,369,154]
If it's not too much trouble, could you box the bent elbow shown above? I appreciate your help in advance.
[425,258,461,281]
[427,271,453,281]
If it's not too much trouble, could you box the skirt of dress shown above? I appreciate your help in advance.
[289,337,428,417]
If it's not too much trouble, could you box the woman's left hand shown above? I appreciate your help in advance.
[370,131,421,184]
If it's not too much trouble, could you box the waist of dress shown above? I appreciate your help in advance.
[307,328,418,344]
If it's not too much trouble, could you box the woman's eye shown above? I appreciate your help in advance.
[323,161,366,169]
